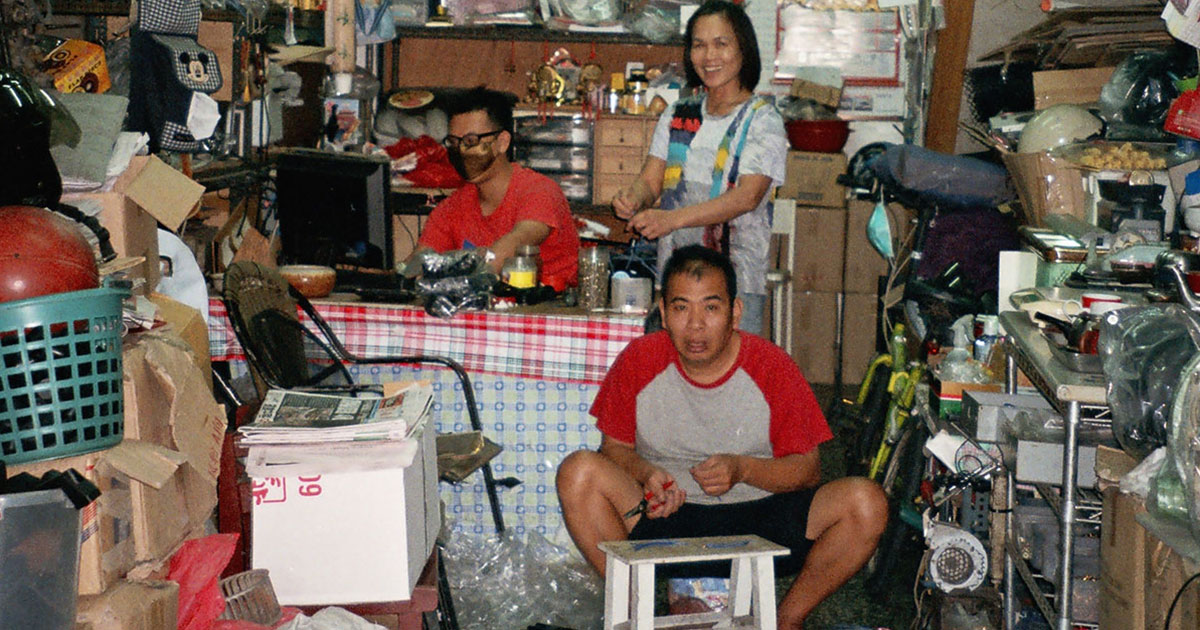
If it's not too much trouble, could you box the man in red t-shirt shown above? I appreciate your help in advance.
[409,87,580,288]
[557,245,887,630]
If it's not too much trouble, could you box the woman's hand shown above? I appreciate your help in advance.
[612,184,645,220]
[628,209,678,240]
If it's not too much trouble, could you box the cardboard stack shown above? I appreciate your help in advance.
[778,171,898,383]
[6,307,224,629]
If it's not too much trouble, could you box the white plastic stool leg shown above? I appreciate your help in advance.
[631,563,655,630]
[604,555,630,630]
[751,555,778,630]
[729,555,753,618]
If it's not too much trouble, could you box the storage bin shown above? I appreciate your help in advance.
[515,144,592,173]
[515,113,593,146]
[0,488,82,630]
[0,288,127,465]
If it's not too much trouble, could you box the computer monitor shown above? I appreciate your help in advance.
[274,149,393,271]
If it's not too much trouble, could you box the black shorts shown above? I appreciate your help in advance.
[627,487,819,578]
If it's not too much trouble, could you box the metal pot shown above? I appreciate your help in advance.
[1153,250,1200,290]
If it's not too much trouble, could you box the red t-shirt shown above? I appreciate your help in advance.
[591,331,832,504]
[418,165,581,285]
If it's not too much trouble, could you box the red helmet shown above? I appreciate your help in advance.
[0,205,98,303]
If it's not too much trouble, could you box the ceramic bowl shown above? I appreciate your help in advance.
[278,265,336,299]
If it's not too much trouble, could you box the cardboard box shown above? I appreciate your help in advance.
[933,379,1003,420]
[793,206,846,292]
[1144,517,1200,630]
[1032,67,1115,110]
[122,332,225,483]
[146,294,212,388]
[844,199,895,295]
[790,76,843,109]
[1100,488,1145,630]
[842,292,878,385]
[778,151,848,208]
[251,423,440,605]
[792,291,838,384]
[63,156,205,294]
[42,39,111,94]
[1000,151,1088,227]
[6,450,134,596]
[76,580,178,630]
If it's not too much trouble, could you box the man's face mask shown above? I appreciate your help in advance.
[444,130,502,181]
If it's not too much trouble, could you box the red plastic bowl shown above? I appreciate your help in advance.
[784,119,850,153]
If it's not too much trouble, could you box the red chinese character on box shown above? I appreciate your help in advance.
[252,477,287,505]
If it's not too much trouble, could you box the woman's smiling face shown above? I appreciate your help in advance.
[689,13,744,94]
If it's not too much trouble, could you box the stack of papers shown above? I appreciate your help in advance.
[239,381,433,445]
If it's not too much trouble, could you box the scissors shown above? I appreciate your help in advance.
[622,480,675,519]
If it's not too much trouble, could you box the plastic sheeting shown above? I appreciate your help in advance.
[442,526,604,630]
[1100,304,1200,459]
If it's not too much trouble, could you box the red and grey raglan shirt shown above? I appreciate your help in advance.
[591,331,832,505]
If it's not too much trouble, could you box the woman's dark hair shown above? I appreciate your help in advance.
[682,0,761,92]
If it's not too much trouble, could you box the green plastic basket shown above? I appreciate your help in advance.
[0,288,127,464]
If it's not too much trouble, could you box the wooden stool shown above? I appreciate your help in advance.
[599,535,790,630]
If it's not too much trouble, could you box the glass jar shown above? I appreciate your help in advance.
[623,71,648,115]
[503,245,540,289]
[577,246,610,311]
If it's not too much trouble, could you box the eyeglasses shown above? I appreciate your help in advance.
[442,130,503,150]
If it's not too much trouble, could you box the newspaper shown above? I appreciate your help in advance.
[239,381,433,445]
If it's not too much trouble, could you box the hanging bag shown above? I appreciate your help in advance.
[128,0,223,152]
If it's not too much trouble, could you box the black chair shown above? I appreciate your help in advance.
[221,261,515,532]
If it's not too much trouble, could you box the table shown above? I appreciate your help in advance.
[999,310,1108,630]
[208,297,644,538]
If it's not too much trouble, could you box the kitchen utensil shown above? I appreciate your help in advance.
[1034,311,1094,351]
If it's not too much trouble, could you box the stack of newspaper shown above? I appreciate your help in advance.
[239,381,435,476]
[240,381,433,445]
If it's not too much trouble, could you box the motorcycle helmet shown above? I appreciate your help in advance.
[1017,104,1103,153]
[0,205,98,302]
[0,68,80,208]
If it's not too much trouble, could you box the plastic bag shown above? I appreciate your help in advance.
[411,249,497,318]
[442,525,604,630]
[384,135,465,189]
[623,2,678,43]
[169,533,240,630]
[277,607,388,630]
[1100,304,1200,458]
[1168,351,1200,541]
[1099,48,1195,135]
[552,0,620,24]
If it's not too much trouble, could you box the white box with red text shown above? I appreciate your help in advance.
[250,425,439,605]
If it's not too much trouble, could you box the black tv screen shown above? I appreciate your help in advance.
[275,149,393,271]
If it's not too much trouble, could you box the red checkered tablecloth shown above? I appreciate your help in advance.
[207,298,644,385]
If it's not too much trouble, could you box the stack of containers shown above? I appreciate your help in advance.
[513,111,594,203]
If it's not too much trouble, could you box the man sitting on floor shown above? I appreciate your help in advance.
[556,245,887,630]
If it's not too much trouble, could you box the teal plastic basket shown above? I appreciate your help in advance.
[0,288,127,464]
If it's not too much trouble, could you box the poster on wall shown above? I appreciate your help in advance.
[774,7,902,86]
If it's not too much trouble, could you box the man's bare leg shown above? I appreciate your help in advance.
[777,477,888,630]
[556,450,647,574]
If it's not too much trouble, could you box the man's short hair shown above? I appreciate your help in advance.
[444,86,517,137]
[661,245,738,302]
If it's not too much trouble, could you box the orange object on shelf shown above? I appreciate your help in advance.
[41,39,111,94]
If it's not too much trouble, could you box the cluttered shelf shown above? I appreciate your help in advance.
[394,23,683,45]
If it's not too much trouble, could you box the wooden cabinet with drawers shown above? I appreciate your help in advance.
[592,115,657,205]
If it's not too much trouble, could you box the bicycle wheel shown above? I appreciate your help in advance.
[864,419,930,595]
[849,362,893,477]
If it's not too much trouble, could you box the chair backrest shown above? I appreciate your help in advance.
[222,261,354,396]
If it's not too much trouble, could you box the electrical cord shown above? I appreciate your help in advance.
[1165,570,1200,630]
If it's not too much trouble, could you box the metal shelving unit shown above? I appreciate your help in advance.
[999,310,1109,630]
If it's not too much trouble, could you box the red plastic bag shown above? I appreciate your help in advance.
[169,533,239,630]
[384,135,465,189]
[210,607,302,630]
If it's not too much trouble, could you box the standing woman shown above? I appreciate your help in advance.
[613,0,787,335]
